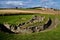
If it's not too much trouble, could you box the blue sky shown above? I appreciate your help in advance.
[0,0,60,9]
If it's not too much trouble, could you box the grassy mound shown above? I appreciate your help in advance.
[0,13,60,40]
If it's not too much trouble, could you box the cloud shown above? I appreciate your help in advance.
[4,0,32,6]
[6,1,24,6]
[0,0,33,8]
[39,0,58,8]
[0,0,60,9]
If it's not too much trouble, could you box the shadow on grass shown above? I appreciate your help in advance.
[0,13,38,16]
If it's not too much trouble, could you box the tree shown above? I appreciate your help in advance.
[16,7,18,9]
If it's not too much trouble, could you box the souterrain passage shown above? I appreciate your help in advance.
[0,15,58,34]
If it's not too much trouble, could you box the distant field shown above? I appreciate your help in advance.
[0,9,59,15]
[0,13,60,40]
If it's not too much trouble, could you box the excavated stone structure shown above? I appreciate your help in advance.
[0,15,57,34]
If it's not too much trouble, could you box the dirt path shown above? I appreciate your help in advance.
[0,9,59,15]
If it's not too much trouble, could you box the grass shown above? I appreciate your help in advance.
[0,13,60,40]
[0,13,55,26]
[0,14,34,25]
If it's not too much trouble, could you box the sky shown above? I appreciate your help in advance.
[0,0,60,9]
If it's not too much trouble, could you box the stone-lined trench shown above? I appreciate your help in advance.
[0,15,56,34]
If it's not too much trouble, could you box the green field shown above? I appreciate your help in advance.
[0,13,60,40]
[0,15,34,24]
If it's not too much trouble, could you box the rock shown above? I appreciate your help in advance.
[3,23,10,29]
[33,20,38,23]
[38,16,45,22]
[0,23,15,33]
[33,15,38,20]
[27,26,38,33]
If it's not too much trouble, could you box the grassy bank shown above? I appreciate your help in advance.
[0,13,60,40]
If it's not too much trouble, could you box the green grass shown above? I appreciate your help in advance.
[0,13,60,40]
[0,15,34,25]
[0,14,55,26]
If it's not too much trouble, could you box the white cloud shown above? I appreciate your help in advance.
[6,1,24,6]
[0,0,59,9]
[39,0,58,8]
[5,0,32,6]
[0,0,33,8]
